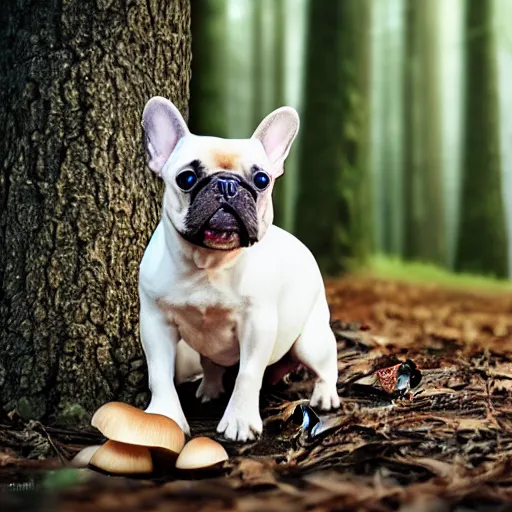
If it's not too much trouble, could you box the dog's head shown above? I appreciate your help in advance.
[142,97,299,250]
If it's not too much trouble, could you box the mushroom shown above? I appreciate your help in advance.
[89,440,153,474]
[70,445,102,468]
[91,402,185,456]
[175,437,228,470]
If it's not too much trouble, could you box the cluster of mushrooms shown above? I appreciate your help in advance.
[70,402,228,475]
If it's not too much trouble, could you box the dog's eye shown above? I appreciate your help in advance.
[253,171,270,190]
[176,169,197,191]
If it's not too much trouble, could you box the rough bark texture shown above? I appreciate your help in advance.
[455,0,508,277]
[402,0,445,265]
[0,0,191,424]
[295,0,372,275]
[188,0,227,137]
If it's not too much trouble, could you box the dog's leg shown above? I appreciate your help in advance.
[175,340,202,384]
[195,356,225,402]
[292,293,340,410]
[217,308,277,441]
[139,289,190,434]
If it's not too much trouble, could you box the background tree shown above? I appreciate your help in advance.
[295,0,372,275]
[402,0,445,264]
[189,0,227,137]
[183,0,512,280]
[251,0,264,130]
[371,0,404,257]
[270,0,287,227]
[455,0,508,277]
[0,0,191,424]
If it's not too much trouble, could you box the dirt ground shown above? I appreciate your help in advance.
[1,276,512,512]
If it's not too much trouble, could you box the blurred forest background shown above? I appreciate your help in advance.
[189,0,512,279]
[2,0,512,425]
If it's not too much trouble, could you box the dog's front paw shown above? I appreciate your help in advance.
[217,404,262,441]
[310,380,340,411]
[195,376,225,403]
[145,401,191,435]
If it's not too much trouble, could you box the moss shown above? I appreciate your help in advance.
[365,255,512,293]
[41,469,88,492]
[17,396,46,420]
[55,403,89,427]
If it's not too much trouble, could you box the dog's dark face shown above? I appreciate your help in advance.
[142,97,299,251]
[163,140,275,250]
[177,164,265,250]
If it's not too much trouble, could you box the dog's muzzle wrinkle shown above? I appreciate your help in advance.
[207,207,240,232]
[179,172,260,250]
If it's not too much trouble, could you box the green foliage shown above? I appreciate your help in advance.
[41,469,88,493]
[367,255,512,293]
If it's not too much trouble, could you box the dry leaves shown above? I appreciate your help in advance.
[1,276,512,511]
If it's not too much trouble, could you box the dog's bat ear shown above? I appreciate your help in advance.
[251,107,300,177]
[142,96,190,175]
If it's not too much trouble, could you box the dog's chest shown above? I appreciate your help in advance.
[157,276,243,366]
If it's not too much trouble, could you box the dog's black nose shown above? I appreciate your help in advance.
[217,178,238,199]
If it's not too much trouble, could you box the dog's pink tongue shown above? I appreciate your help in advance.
[204,229,229,243]
[203,229,240,249]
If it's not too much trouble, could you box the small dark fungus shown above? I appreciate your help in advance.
[377,359,422,399]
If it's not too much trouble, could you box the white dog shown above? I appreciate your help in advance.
[138,97,340,441]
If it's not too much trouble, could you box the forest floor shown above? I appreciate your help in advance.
[1,275,512,511]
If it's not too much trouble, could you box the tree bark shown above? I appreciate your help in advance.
[402,0,445,265]
[295,0,372,275]
[0,0,191,424]
[455,0,508,277]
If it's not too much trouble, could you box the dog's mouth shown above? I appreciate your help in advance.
[201,207,244,250]
[203,229,241,250]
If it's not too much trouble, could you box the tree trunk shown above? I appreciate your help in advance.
[251,0,264,129]
[295,0,372,275]
[189,0,228,137]
[344,0,373,268]
[455,0,508,277]
[0,0,191,425]
[270,0,287,228]
[402,0,445,264]
[378,0,404,257]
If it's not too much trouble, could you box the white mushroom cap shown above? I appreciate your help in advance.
[91,402,185,455]
[89,440,153,474]
[175,437,228,470]
[70,445,102,468]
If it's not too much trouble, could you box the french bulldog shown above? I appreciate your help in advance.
[138,96,340,441]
